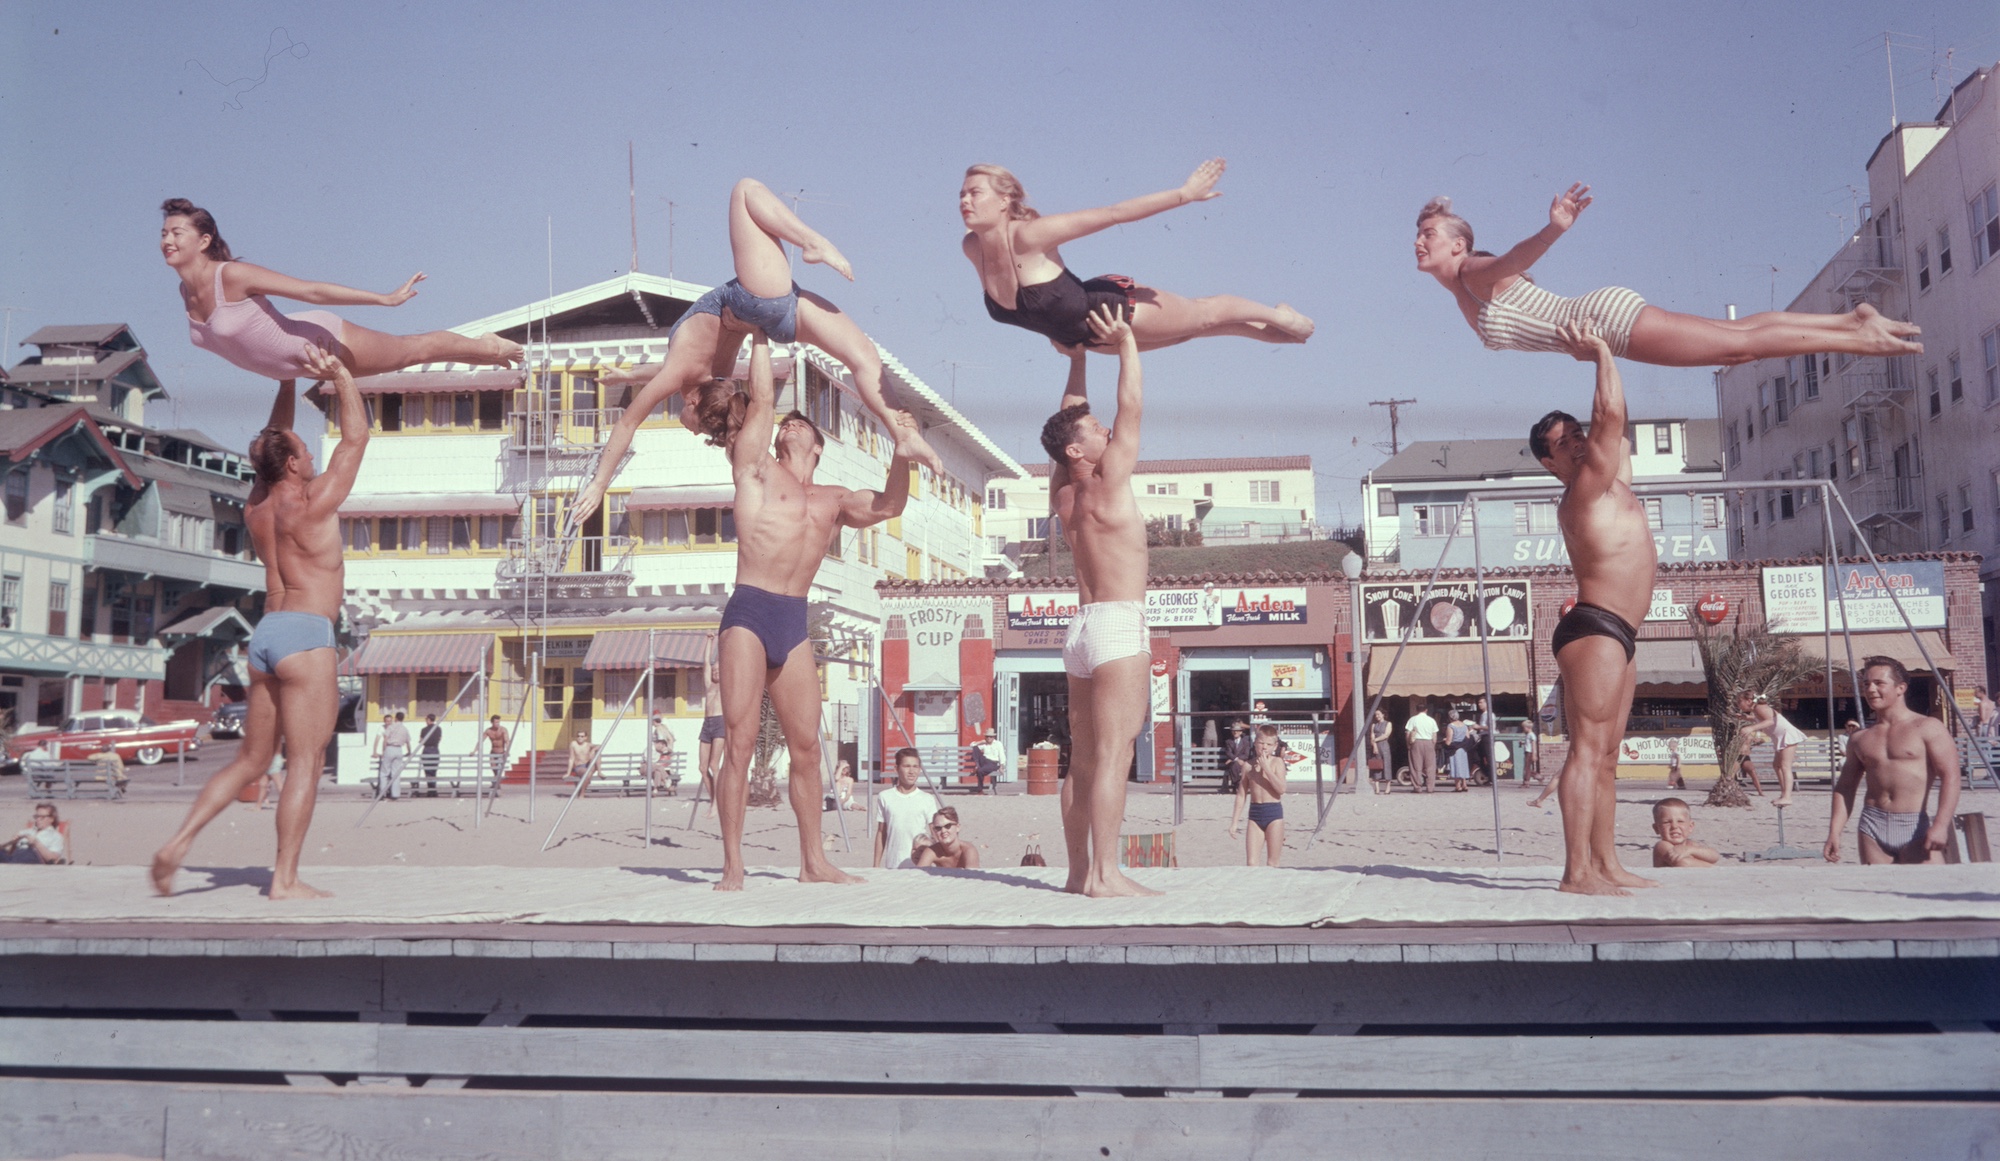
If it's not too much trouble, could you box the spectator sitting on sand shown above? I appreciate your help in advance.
[914,807,980,868]
[1650,798,1719,868]
[4,804,66,864]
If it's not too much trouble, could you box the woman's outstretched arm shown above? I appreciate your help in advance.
[1466,183,1592,287]
[1015,159,1225,251]
[224,262,425,308]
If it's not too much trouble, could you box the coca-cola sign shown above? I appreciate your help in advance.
[1695,593,1728,625]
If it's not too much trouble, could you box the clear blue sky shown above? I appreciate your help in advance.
[3,1,1992,525]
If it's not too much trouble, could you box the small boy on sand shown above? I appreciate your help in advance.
[1228,724,1288,866]
[1650,798,1720,868]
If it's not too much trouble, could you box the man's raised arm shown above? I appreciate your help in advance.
[302,345,369,515]
[840,414,915,529]
[1561,321,1627,500]
[1092,306,1143,485]
[733,334,776,477]
[266,379,297,436]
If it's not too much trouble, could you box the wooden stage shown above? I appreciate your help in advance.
[2,863,1996,1158]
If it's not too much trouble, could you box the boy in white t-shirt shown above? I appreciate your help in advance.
[874,748,941,869]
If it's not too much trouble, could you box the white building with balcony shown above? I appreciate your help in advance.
[328,273,1022,777]
[1714,62,2000,678]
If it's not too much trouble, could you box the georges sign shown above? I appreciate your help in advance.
[1761,563,1946,633]
[1006,586,1307,631]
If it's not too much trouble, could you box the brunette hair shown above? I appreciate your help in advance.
[160,197,233,261]
[248,427,295,485]
[691,379,747,449]
[1528,410,1580,463]
[1040,402,1092,463]
[1652,797,1690,822]
[965,164,1038,220]
[894,747,922,766]
[781,409,825,450]
[932,806,960,827]
[1860,655,1909,687]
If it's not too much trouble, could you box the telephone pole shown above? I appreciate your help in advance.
[1370,398,1417,455]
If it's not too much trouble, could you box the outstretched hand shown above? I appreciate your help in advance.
[1084,303,1134,348]
[1548,184,1592,232]
[385,272,426,306]
[1180,158,1226,203]
[1555,321,1609,363]
[299,344,346,382]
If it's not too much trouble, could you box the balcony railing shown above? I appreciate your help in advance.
[508,408,624,453]
[85,534,266,591]
[496,535,637,582]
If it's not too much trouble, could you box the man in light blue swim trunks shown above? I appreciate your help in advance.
[153,344,373,899]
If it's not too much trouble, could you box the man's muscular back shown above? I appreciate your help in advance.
[261,484,346,621]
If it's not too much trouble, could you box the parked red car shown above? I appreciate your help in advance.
[6,709,202,767]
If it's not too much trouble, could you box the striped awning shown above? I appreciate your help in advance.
[349,369,526,395]
[626,485,734,510]
[339,494,522,517]
[1368,642,1530,698]
[580,629,710,671]
[1635,639,1705,686]
[1797,630,1957,672]
[349,633,494,675]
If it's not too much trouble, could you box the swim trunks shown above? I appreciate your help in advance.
[1247,801,1285,831]
[1061,600,1150,678]
[673,278,800,344]
[246,611,337,675]
[1463,276,1647,359]
[1550,602,1638,663]
[188,263,346,380]
[984,268,1137,348]
[699,714,726,743]
[720,583,810,669]
[1857,804,1931,859]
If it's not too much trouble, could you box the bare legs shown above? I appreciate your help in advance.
[1552,637,1656,895]
[1121,288,1314,350]
[1772,744,1797,807]
[731,178,942,473]
[1245,818,1284,866]
[572,312,737,523]
[336,321,522,376]
[151,648,337,899]
[713,628,862,891]
[699,733,724,820]
[1062,654,1160,898]
[1625,303,1921,368]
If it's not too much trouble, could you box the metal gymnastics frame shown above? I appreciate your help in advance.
[1304,478,1999,861]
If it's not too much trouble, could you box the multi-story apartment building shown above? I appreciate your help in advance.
[1,326,263,733]
[1361,422,1727,570]
[1716,63,2000,678]
[983,455,1317,565]
[330,273,1020,775]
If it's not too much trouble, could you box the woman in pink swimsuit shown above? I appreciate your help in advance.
[162,198,522,381]
[1415,187,1923,367]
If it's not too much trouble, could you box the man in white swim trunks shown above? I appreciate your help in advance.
[1040,305,1159,898]
[1825,656,1961,865]
[152,345,368,899]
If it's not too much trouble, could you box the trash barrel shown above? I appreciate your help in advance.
[1026,748,1060,796]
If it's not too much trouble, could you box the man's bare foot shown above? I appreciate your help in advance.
[481,333,526,366]
[1851,303,1923,355]
[1078,870,1164,898]
[714,867,746,892]
[268,879,333,901]
[149,848,184,896]
[1271,304,1316,342]
[1601,864,1661,889]
[1558,874,1630,897]
[798,861,864,885]
[800,238,853,281]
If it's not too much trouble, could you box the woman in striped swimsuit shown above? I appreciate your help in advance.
[1415,187,1923,366]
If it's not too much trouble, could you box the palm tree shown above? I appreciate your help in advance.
[1689,609,1820,807]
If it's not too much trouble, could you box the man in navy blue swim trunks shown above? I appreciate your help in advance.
[1529,321,1658,897]
[703,331,917,891]
[153,345,371,900]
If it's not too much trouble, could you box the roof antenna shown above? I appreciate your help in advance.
[628,141,639,275]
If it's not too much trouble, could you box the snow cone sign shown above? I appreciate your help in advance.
[1695,593,1728,625]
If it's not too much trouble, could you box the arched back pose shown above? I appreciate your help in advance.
[1738,691,1807,807]
[1416,188,1922,367]
[574,179,942,525]
[162,199,521,381]
[960,161,1314,352]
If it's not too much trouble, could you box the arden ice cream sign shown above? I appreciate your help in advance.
[1760,563,1946,633]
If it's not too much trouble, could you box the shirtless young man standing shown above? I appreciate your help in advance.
[1825,657,1962,865]
[706,331,914,890]
[152,346,367,898]
[1531,321,1659,896]
[1041,305,1159,897]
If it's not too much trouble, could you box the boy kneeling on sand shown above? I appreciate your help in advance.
[1651,797,1720,868]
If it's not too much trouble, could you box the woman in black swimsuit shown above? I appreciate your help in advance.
[959,160,1315,352]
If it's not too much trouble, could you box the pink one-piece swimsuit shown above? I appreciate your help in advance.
[186,262,346,380]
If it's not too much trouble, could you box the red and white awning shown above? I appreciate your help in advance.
[339,494,522,517]
[348,633,495,675]
[624,485,734,510]
[580,630,711,671]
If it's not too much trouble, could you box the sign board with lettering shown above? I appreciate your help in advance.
[1760,563,1946,633]
[904,599,990,687]
[1362,581,1531,644]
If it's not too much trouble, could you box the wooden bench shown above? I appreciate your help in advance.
[362,755,502,799]
[576,752,688,796]
[1959,737,2000,789]
[25,760,126,801]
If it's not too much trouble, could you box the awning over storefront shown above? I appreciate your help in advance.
[580,629,710,671]
[339,493,522,517]
[625,485,735,510]
[1367,642,1529,698]
[1635,639,1705,686]
[158,607,255,641]
[349,369,526,395]
[348,633,494,675]
[1796,631,1957,672]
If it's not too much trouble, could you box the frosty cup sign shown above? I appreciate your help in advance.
[1695,593,1728,625]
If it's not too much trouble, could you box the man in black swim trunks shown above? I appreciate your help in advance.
[703,331,916,891]
[1530,321,1659,897]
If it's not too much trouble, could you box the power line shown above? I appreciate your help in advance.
[1369,397,1417,455]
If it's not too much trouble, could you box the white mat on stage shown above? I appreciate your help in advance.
[2,862,1997,930]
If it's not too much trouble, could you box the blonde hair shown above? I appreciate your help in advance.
[965,164,1038,220]
[1417,196,1475,251]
